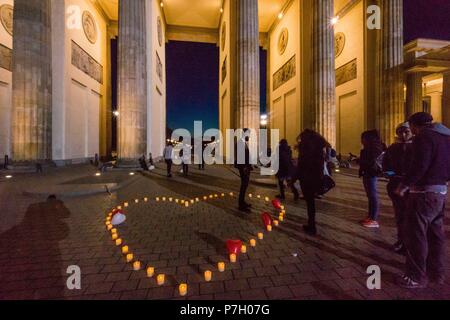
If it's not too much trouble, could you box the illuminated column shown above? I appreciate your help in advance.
[377,0,405,144]
[406,73,423,118]
[236,0,260,130]
[311,0,336,146]
[443,72,450,128]
[11,0,52,163]
[117,0,147,165]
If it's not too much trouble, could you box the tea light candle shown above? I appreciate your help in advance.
[230,254,237,263]
[181,200,185,204]
[273,220,279,227]
[126,254,133,262]
[112,234,118,241]
[265,197,270,202]
[135,199,139,203]
[250,239,257,247]
[124,202,129,207]
[185,202,189,208]
[195,198,200,202]
[117,206,122,210]
[175,199,179,203]
[221,193,225,197]
[179,284,188,296]
[257,195,261,199]
[105,221,111,226]
[249,193,253,198]
[279,215,284,222]
[157,274,165,286]
[146,267,155,277]
[203,196,208,200]
[214,194,218,198]
[156,197,160,202]
[107,224,113,231]
[169,197,173,202]
[218,262,225,272]
[230,192,234,196]
[241,245,247,254]
[209,195,213,199]
[111,228,117,234]
[267,225,272,232]
[190,200,194,204]
[144,197,148,202]
[162,197,166,201]
[133,261,141,271]
[258,233,264,240]
[204,270,212,282]
[115,238,122,246]
[281,205,285,210]
[122,246,129,254]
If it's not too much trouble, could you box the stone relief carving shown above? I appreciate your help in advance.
[0,4,13,36]
[157,16,163,47]
[0,43,12,71]
[221,56,227,84]
[221,22,226,51]
[156,52,163,82]
[71,41,103,84]
[335,32,346,58]
[82,11,98,44]
[273,55,296,91]
[336,58,357,87]
[278,28,289,55]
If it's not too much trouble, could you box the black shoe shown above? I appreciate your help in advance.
[397,275,427,289]
[239,206,251,213]
[303,225,317,236]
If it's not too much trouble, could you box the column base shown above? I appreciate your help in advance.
[8,160,55,173]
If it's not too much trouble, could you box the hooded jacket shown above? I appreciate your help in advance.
[403,123,450,190]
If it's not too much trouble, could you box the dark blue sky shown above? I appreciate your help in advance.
[166,1,450,133]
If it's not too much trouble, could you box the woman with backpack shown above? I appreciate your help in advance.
[359,130,385,228]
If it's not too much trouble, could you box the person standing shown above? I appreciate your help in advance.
[235,130,253,213]
[359,130,385,228]
[276,139,299,200]
[395,112,450,289]
[297,129,328,235]
[163,142,173,178]
[382,122,414,253]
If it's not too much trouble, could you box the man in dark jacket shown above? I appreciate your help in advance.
[396,112,450,289]
[382,122,414,253]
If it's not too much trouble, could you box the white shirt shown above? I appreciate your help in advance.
[163,146,173,160]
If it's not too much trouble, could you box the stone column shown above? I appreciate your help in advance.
[377,0,404,144]
[443,72,450,128]
[311,0,336,146]
[406,73,423,118]
[117,0,147,165]
[236,0,260,131]
[11,0,52,163]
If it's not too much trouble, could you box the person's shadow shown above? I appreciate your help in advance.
[0,196,70,300]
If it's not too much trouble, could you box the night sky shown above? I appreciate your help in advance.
[164,1,450,133]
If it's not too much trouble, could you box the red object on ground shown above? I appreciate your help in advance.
[261,213,273,227]
[112,209,122,216]
[271,199,282,210]
[226,240,242,255]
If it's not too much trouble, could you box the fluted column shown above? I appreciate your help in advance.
[377,0,404,144]
[406,73,423,118]
[311,0,336,146]
[443,72,450,128]
[236,0,260,130]
[11,0,52,163]
[117,0,147,164]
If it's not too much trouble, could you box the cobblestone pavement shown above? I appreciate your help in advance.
[0,164,449,300]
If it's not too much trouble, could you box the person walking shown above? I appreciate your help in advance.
[235,129,253,213]
[382,122,414,253]
[359,130,385,228]
[276,139,299,200]
[395,112,450,289]
[297,129,328,235]
[163,142,173,178]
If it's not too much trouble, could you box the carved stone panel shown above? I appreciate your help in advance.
[336,58,357,87]
[221,56,227,84]
[71,41,103,84]
[221,22,226,51]
[156,52,163,82]
[82,11,97,44]
[0,43,12,71]
[157,16,163,47]
[273,55,296,91]
[0,4,13,36]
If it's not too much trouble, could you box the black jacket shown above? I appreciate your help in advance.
[276,144,294,179]
[359,144,384,177]
[297,138,326,189]
[382,141,414,178]
[403,123,450,187]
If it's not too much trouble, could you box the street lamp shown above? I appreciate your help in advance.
[260,114,268,127]
[113,110,119,117]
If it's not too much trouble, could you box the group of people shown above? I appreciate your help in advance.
[236,112,450,289]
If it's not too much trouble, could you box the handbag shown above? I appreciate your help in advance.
[319,175,336,195]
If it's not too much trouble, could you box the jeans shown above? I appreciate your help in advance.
[405,192,447,283]
[238,167,251,207]
[387,179,408,244]
[363,176,379,221]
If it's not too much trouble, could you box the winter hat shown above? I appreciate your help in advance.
[408,112,433,126]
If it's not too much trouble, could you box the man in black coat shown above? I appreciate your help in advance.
[235,129,253,213]
[396,112,450,289]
